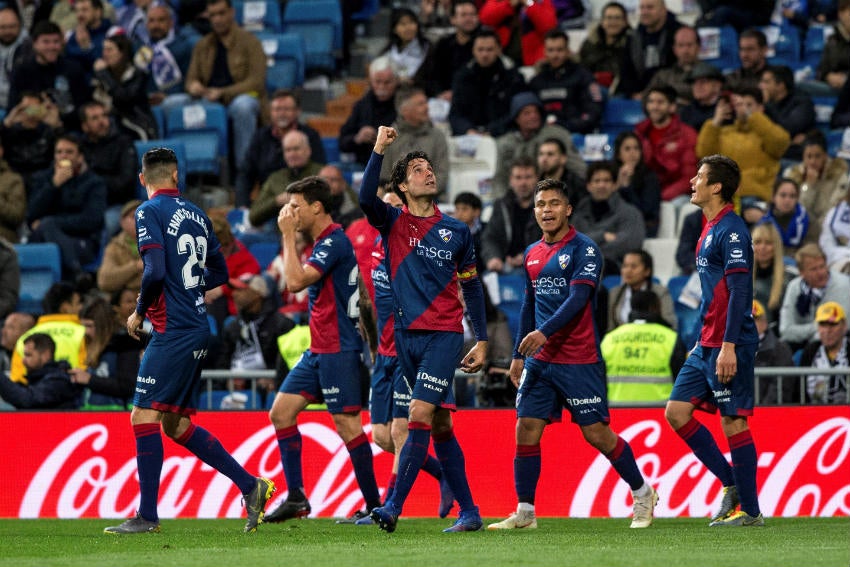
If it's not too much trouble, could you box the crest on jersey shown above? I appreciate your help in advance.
[136,209,145,220]
[438,228,452,243]
[585,247,596,256]
[558,253,570,269]
[323,238,333,246]
[730,232,740,243]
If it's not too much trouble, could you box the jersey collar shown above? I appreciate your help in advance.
[315,222,342,241]
[151,188,179,198]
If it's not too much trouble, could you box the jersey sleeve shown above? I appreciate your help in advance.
[306,233,343,275]
[570,240,602,287]
[721,227,750,275]
[135,203,162,252]
[457,226,479,281]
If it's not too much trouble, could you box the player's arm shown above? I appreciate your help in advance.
[203,248,228,291]
[510,268,535,386]
[716,270,750,383]
[136,246,165,317]
[359,126,396,228]
[459,272,489,373]
[357,275,378,361]
[516,282,592,357]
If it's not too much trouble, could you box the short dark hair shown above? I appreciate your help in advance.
[739,28,767,48]
[76,0,104,10]
[697,154,740,203]
[271,88,300,106]
[56,132,82,151]
[801,129,828,152]
[772,177,800,198]
[630,289,661,317]
[454,191,482,210]
[206,0,231,7]
[731,85,763,104]
[31,20,62,40]
[42,281,78,314]
[452,0,478,15]
[79,100,107,123]
[390,150,433,204]
[473,27,500,45]
[510,155,537,173]
[286,175,333,214]
[544,29,568,44]
[645,85,678,105]
[142,147,178,184]
[395,85,426,111]
[539,137,566,155]
[24,333,56,358]
[586,160,617,182]
[625,249,654,280]
[763,64,794,92]
[534,178,570,202]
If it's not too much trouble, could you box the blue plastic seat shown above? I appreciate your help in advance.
[165,102,228,176]
[282,0,341,72]
[322,137,340,163]
[257,31,306,89]
[803,24,828,68]
[14,243,62,315]
[351,0,379,21]
[761,24,801,66]
[696,25,739,72]
[248,241,281,269]
[133,140,188,199]
[601,98,644,138]
[668,275,701,348]
[233,0,282,31]
[601,274,621,290]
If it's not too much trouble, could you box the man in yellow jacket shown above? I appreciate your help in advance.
[602,290,686,404]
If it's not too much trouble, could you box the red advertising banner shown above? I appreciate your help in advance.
[2,407,848,519]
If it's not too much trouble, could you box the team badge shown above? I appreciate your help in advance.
[558,253,570,269]
[730,232,740,243]
[439,228,453,242]
[585,246,595,256]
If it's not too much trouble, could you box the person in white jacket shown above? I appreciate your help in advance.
[819,187,850,274]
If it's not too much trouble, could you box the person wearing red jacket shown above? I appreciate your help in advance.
[479,0,557,67]
[634,85,698,204]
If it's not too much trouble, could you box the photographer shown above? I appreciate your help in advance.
[0,91,61,183]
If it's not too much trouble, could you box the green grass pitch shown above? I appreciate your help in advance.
[0,517,847,567]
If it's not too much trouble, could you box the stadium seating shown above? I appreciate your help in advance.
[601,274,621,290]
[233,0,282,32]
[657,201,677,239]
[282,0,342,72]
[496,273,525,338]
[248,241,281,269]
[813,96,837,131]
[447,135,498,205]
[642,238,679,284]
[761,24,801,66]
[322,136,341,163]
[257,31,306,90]
[14,243,62,315]
[165,102,228,177]
[601,97,644,137]
[667,274,701,347]
[133,139,188,199]
[351,0,380,22]
[696,25,739,72]
[803,24,828,69]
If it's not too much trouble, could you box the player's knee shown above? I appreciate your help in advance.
[372,425,394,453]
[664,402,687,429]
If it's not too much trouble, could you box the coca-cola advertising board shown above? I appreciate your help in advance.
[2,407,848,519]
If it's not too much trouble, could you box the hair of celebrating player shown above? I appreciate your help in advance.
[141,147,178,185]
[285,175,333,214]
[390,150,432,204]
[697,154,741,203]
[534,178,570,202]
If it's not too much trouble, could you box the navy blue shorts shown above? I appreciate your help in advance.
[281,350,363,414]
[134,329,210,416]
[517,358,609,426]
[369,353,412,424]
[394,330,460,410]
[670,343,756,416]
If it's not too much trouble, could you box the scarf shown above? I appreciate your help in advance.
[795,278,826,317]
[136,28,182,91]
[807,337,849,403]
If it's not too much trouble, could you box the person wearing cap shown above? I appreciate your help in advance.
[679,62,726,131]
[97,198,144,293]
[216,273,295,399]
[492,90,584,199]
[779,243,850,352]
[752,299,797,405]
[799,301,849,404]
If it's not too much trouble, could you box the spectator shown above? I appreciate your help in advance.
[635,85,698,206]
[205,214,260,323]
[140,3,196,109]
[448,28,526,136]
[78,101,138,237]
[0,333,80,409]
[0,90,61,183]
[815,0,850,92]
[91,32,158,141]
[578,1,632,90]
[235,89,325,208]
[613,131,662,237]
[418,0,453,29]
[759,65,815,161]
[216,272,294,398]
[679,62,726,131]
[115,0,153,45]
[248,130,324,229]
[0,312,35,379]
[416,0,479,100]
[607,248,676,331]
[571,160,646,273]
[602,289,686,403]
[675,207,703,275]
[752,299,798,405]
[0,136,25,243]
[779,243,850,351]
[695,86,790,205]
[0,7,31,109]
[695,0,774,31]
[536,136,588,206]
[617,0,683,98]
[321,164,363,229]
[528,29,604,135]
[479,0,557,67]
[819,185,850,273]
[829,57,850,128]
[757,178,811,252]
[96,198,143,293]
[9,281,85,384]
[6,21,91,132]
[493,91,584,198]
[27,134,107,279]
[751,222,798,327]
[266,231,312,321]
[183,0,266,172]
[644,25,701,105]
[725,28,769,92]
[452,191,486,275]
[68,295,139,409]
[481,156,541,274]
[63,0,112,75]
[380,7,433,83]
[0,237,19,319]
[339,56,399,165]
[553,0,591,30]
[379,85,449,197]
[800,301,849,404]
[783,132,849,243]
[49,0,117,34]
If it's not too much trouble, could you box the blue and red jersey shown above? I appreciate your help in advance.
[521,226,602,364]
[304,223,362,354]
[695,205,759,347]
[136,189,221,333]
[370,239,396,356]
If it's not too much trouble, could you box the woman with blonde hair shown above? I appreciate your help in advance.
[751,222,797,326]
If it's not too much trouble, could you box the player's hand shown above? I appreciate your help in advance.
[127,311,144,340]
[373,126,397,155]
[460,340,488,373]
[716,342,737,384]
[517,330,546,358]
[277,203,297,235]
[509,358,524,388]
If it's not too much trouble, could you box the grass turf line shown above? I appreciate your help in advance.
[0,517,847,567]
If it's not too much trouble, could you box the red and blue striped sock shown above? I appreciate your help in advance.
[729,430,761,516]
[176,424,254,494]
[433,428,477,515]
[676,418,734,486]
[605,436,645,491]
[386,423,430,513]
[275,425,304,495]
[515,444,541,505]
[384,473,397,504]
[421,454,442,480]
[134,423,163,523]
[345,433,381,510]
